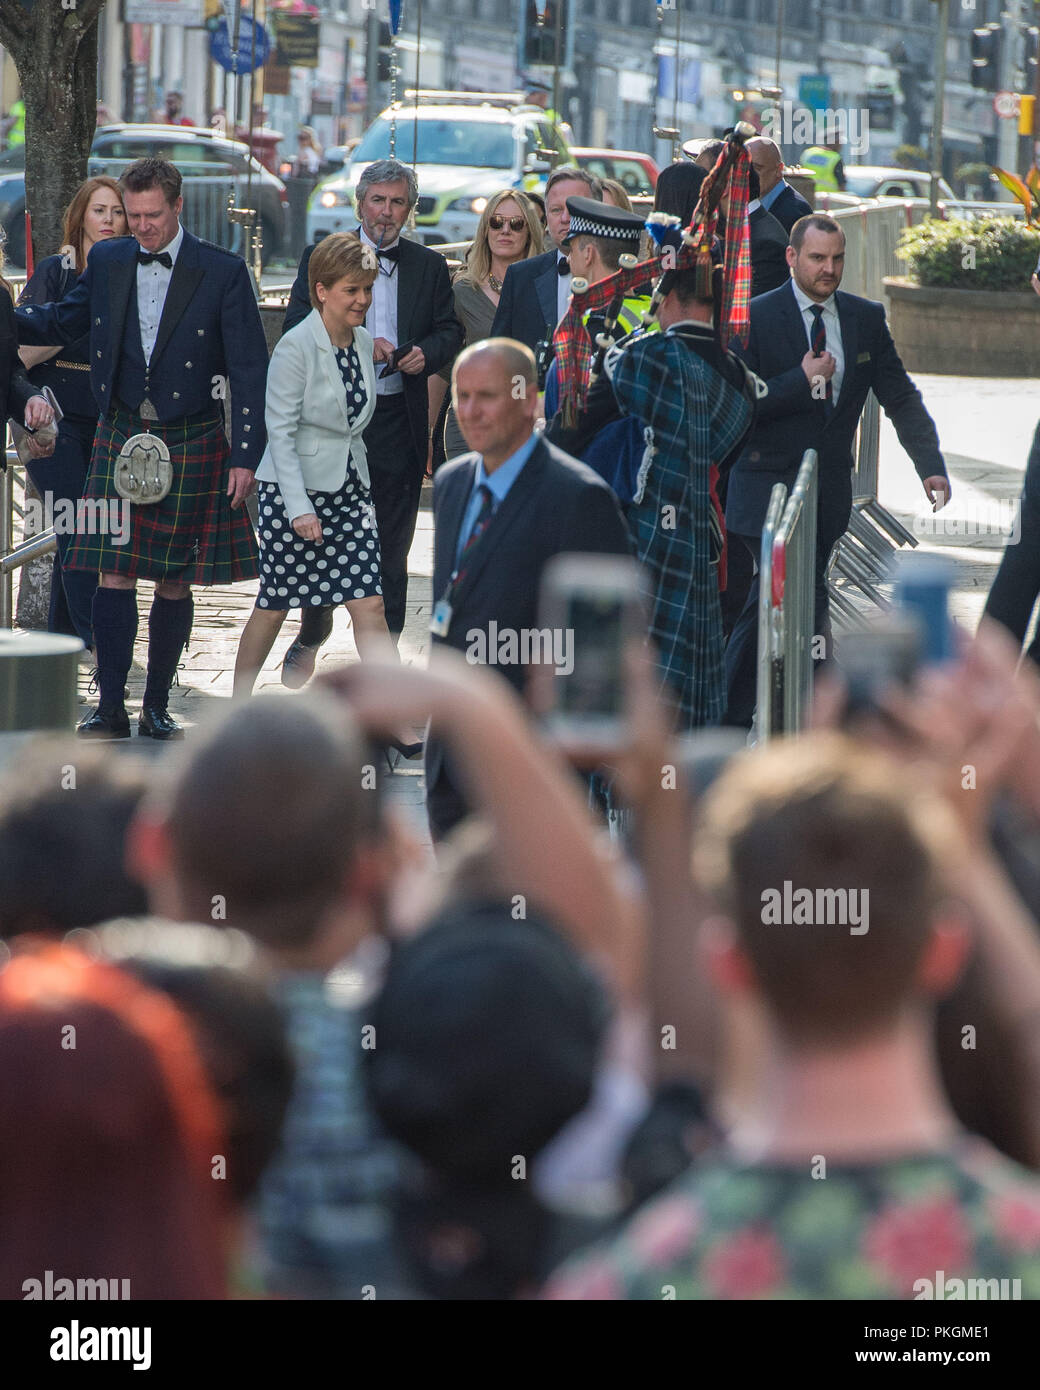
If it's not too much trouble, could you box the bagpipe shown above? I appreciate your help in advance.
[552,121,757,429]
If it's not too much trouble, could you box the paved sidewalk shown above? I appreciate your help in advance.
[874,374,1036,635]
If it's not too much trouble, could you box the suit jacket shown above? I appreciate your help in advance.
[489,248,561,353]
[748,205,791,300]
[254,312,377,522]
[427,434,631,794]
[283,237,463,465]
[15,230,268,471]
[0,290,42,435]
[727,279,946,545]
[766,182,814,236]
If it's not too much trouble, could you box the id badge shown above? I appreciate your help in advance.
[430,599,453,637]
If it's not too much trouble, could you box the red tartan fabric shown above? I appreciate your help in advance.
[553,141,752,422]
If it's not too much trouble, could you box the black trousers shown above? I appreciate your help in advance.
[367,394,423,635]
[984,419,1040,666]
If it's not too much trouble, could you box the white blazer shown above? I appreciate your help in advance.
[255,310,377,523]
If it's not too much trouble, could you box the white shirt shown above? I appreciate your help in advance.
[136,222,184,365]
[791,278,844,404]
[556,250,571,325]
[360,227,403,397]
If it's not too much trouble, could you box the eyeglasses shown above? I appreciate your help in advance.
[488,215,527,232]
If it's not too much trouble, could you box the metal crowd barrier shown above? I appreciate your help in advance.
[826,390,918,628]
[756,449,818,741]
[0,454,57,629]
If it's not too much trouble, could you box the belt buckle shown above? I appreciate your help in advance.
[139,397,158,422]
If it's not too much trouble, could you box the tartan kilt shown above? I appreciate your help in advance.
[64,404,258,584]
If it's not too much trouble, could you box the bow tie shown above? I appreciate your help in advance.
[375,243,400,262]
[557,257,570,276]
[138,250,173,268]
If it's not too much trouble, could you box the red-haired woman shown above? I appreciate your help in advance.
[0,943,229,1299]
[17,177,128,653]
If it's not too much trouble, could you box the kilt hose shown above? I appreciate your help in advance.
[65,404,258,584]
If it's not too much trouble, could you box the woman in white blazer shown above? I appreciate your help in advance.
[234,234,419,751]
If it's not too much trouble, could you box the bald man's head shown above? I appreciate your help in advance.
[452,338,539,468]
[453,337,537,393]
[747,137,784,197]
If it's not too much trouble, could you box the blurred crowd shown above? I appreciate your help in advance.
[5,620,1040,1300]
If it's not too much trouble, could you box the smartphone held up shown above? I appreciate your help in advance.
[537,554,649,750]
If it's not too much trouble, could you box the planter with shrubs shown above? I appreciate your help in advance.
[883,217,1040,376]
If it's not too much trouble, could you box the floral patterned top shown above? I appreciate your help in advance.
[544,1140,1040,1300]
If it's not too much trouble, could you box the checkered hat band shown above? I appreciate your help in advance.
[569,212,640,242]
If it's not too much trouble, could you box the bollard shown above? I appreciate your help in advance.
[0,631,81,733]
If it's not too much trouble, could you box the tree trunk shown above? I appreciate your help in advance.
[0,0,106,261]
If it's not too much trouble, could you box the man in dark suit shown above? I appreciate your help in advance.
[720,167,790,300]
[747,136,813,235]
[427,338,630,840]
[490,165,603,360]
[280,158,463,675]
[724,213,951,727]
[16,156,268,740]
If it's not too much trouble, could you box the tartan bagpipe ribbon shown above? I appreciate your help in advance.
[553,128,754,427]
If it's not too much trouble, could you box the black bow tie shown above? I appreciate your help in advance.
[375,243,401,262]
[138,250,173,268]
[558,257,570,276]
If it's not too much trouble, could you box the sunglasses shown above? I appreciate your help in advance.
[488,214,527,232]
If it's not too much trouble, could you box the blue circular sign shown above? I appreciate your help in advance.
[210,15,271,75]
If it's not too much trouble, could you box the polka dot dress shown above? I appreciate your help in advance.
[257,340,381,609]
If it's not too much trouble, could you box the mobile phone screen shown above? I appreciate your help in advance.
[558,592,625,719]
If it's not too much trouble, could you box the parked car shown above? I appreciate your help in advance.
[0,124,287,268]
[843,166,956,202]
[308,93,570,248]
[569,147,659,199]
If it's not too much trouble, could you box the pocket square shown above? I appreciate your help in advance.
[856,351,871,364]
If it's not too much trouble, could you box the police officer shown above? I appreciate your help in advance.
[542,195,650,419]
[802,130,846,192]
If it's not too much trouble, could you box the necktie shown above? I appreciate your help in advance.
[557,257,570,276]
[455,484,495,586]
[138,250,173,268]
[376,243,400,262]
[809,304,832,403]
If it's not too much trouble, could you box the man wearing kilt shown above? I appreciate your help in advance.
[16,157,268,739]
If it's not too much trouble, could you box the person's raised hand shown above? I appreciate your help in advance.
[801,348,836,384]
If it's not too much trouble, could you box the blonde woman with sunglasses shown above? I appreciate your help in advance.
[429,189,544,467]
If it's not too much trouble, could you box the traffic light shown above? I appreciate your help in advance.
[970,23,1002,92]
[523,0,566,69]
[377,21,392,84]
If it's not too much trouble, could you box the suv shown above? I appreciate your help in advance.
[308,93,570,248]
[0,124,287,268]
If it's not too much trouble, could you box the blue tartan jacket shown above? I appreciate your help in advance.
[14,230,269,472]
[607,325,755,730]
